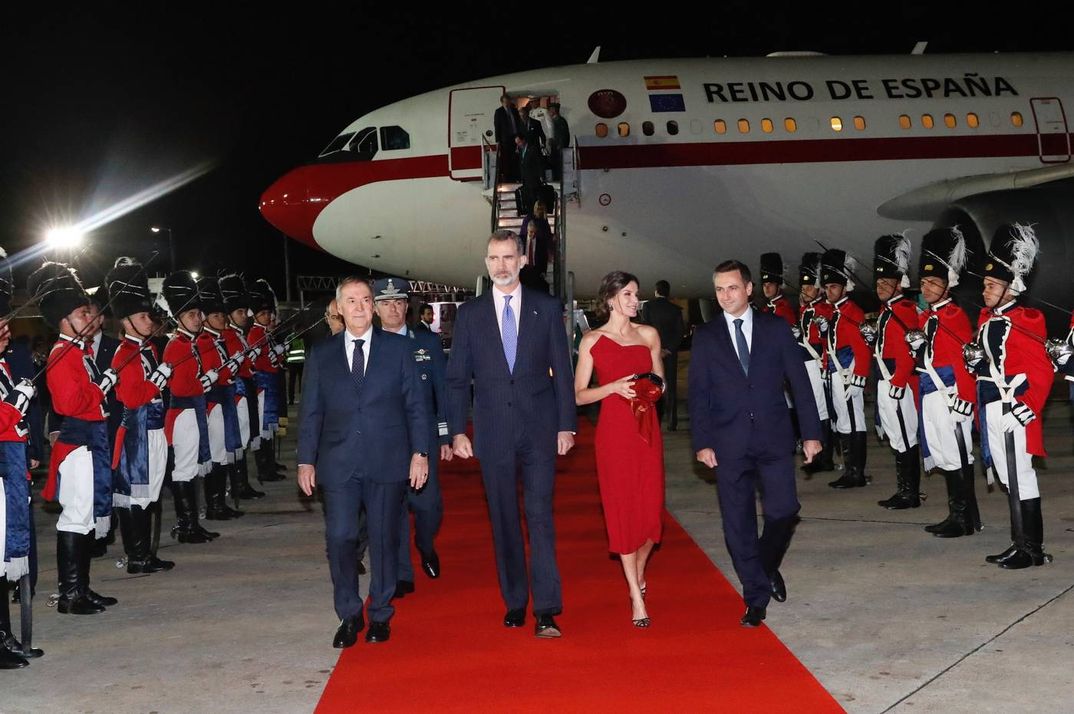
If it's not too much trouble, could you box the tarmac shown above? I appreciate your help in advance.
[4,383,1074,713]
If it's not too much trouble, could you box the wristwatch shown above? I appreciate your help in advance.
[417,452,428,458]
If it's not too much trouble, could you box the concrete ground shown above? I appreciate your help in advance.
[5,384,1074,713]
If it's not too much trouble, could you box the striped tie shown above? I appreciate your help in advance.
[501,296,517,373]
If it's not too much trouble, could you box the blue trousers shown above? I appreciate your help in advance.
[397,439,443,581]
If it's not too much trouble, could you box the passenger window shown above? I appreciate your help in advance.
[642,121,654,136]
[380,126,410,151]
[347,127,379,159]
[666,121,679,135]
[921,114,935,129]
[737,119,750,134]
[830,117,843,132]
[967,113,980,128]
[714,119,727,135]
[853,116,866,130]
[784,118,797,133]
[618,122,630,137]
[1011,112,1024,127]
[944,113,957,128]
[596,123,609,138]
[899,115,912,129]
[761,118,774,133]
[320,132,355,157]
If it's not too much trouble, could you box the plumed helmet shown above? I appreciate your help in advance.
[758,253,784,285]
[873,234,912,288]
[160,270,202,317]
[27,261,90,329]
[798,252,822,286]
[919,227,968,288]
[983,223,1039,294]
[248,278,277,314]
[821,248,858,290]
[218,272,250,312]
[195,276,226,315]
[106,257,153,320]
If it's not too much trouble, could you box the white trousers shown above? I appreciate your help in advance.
[984,401,1039,500]
[829,373,865,434]
[920,391,974,472]
[172,409,210,483]
[237,395,251,447]
[57,447,105,536]
[256,391,276,440]
[804,360,829,421]
[875,379,919,453]
[130,428,169,508]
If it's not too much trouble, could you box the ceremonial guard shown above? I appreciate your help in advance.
[371,277,448,597]
[1,251,41,665]
[32,262,118,614]
[795,252,835,474]
[965,224,1053,569]
[821,249,872,489]
[905,228,980,537]
[870,236,922,510]
[161,271,219,544]
[247,279,286,483]
[108,258,176,573]
[196,277,246,520]
[218,273,265,501]
[758,252,797,326]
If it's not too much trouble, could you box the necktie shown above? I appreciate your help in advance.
[502,296,517,373]
[351,338,365,389]
[734,318,750,375]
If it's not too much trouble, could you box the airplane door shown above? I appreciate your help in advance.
[449,86,504,180]
[1030,97,1070,163]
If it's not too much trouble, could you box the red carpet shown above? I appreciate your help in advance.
[317,424,842,713]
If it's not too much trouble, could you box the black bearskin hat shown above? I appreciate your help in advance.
[27,261,90,329]
[873,234,912,288]
[759,253,784,285]
[161,270,202,317]
[919,227,968,288]
[798,252,822,286]
[218,272,250,313]
[248,278,277,314]
[983,224,1039,294]
[106,257,153,320]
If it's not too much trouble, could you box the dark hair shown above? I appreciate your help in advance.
[714,260,752,284]
[597,271,640,320]
[655,280,670,297]
[487,229,524,255]
[419,303,432,313]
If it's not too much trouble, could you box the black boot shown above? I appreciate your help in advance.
[853,431,869,484]
[963,463,982,532]
[0,578,42,660]
[257,440,284,482]
[802,420,836,475]
[235,455,265,500]
[927,470,973,537]
[829,433,866,488]
[986,492,1021,565]
[170,481,211,544]
[117,506,135,562]
[79,533,117,608]
[127,506,174,574]
[878,446,921,509]
[1000,498,1051,569]
[55,532,103,615]
[205,465,243,520]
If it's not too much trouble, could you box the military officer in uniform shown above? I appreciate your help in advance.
[870,235,923,510]
[758,253,797,326]
[795,253,835,475]
[248,279,287,483]
[965,224,1053,569]
[371,277,450,598]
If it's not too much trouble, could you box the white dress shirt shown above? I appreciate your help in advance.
[722,306,754,360]
[492,283,522,337]
[344,326,373,374]
[90,330,103,359]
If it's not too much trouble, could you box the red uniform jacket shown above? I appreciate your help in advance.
[798,297,832,361]
[163,330,207,399]
[43,336,106,500]
[762,294,797,327]
[249,323,279,373]
[828,296,870,378]
[0,360,29,443]
[975,303,1052,456]
[874,295,919,389]
[919,298,975,403]
[198,328,236,385]
[113,336,162,410]
[225,323,254,379]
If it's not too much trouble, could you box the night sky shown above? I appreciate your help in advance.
[3,4,1071,296]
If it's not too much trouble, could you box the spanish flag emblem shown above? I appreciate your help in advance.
[644,75,681,91]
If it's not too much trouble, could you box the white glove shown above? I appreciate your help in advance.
[149,363,172,390]
[5,378,35,415]
[272,344,287,357]
[949,395,974,422]
[246,345,262,361]
[905,330,926,352]
[199,369,219,391]
[222,356,242,375]
[843,373,866,400]
[790,324,802,340]
[96,368,118,395]
[813,316,829,334]
[888,384,906,400]
[1001,402,1035,433]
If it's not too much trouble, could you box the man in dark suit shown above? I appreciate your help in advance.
[447,230,576,638]
[518,104,546,153]
[493,94,521,182]
[640,280,685,430]
[688,260,822,628]
[297,277,429,647]
[516,134,543,218]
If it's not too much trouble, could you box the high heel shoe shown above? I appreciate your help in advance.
[631,596,650,628]
[640,584,647,600]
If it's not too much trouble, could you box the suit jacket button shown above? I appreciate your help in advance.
[356,430,362,435]
[507,402,512,407]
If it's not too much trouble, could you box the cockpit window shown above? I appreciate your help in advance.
[347,127,379,159]
[319,132,355,157]
[380,126,410,151]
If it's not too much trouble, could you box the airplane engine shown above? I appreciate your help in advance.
[935,178,1074,333]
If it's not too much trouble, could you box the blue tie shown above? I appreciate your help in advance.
[502,296,517,373]
[734,318,750,375]
[351,338,365,389]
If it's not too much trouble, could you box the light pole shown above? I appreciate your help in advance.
[151,226,176,272]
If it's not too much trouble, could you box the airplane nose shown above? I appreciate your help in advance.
[259,167,319,249]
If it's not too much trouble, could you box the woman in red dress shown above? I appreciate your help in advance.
[574,271,665,627]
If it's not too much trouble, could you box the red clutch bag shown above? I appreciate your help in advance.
[629,373,665,444]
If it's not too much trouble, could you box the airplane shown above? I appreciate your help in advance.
[259,49,1074,323]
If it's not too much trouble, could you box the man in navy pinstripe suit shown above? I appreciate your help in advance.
[447,230,577,638]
